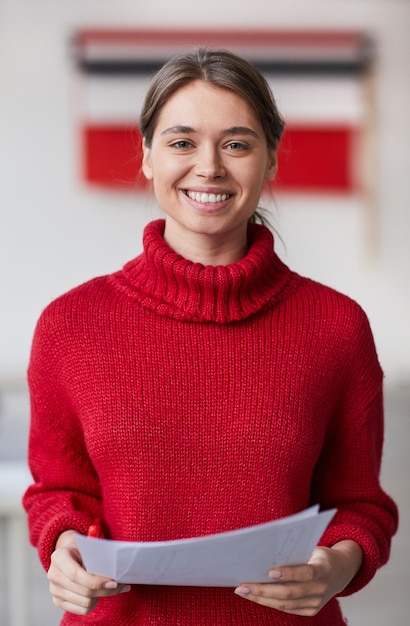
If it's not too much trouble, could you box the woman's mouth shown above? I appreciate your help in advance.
[184,190,231,204]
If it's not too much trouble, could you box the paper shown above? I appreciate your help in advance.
[75,505,336,587]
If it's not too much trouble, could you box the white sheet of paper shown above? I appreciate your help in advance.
[75,506,336,587]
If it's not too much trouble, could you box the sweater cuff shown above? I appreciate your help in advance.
[318,523,380,596]
[37,512,96,571]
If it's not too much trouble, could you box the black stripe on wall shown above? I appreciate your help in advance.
[75,57,372,77]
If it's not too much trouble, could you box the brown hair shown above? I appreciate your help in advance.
[140,47,285,151]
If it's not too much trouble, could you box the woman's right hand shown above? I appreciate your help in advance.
[47,530,131,616]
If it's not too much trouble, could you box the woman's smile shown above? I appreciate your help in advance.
[184,190,231,204]
[182,188,233,214]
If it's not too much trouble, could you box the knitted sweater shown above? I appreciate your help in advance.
[23,219,398,625]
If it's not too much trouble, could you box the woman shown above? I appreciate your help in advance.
[23,47,398,625]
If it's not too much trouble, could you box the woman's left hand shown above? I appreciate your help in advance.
[234,540,363,617]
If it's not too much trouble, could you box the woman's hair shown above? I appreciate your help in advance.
[140,47,285,151]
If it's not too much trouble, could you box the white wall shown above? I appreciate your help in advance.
[1,0,409,386]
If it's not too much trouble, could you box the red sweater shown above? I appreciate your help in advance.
[23,219,398,625]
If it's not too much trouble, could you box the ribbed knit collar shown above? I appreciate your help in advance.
[112,219,298,323]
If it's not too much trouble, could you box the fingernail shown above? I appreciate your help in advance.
[234,585,251,596]
[269,569,283,580]
[121,585,131,593]
[103,581,118,590]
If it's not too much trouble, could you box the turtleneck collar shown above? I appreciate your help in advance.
[111,219,299,323]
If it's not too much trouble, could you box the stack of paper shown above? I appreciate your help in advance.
[75,505,336,586]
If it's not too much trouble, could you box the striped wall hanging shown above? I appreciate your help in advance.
[71,29,376,196]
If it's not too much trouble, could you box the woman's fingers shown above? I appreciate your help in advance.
[234,542,363,617]
[49,582,99,615]
[47,545,131,615]
[235,562,320,598]
[234,557,329,615]
[234,577,326,617]
[49,579,131,615]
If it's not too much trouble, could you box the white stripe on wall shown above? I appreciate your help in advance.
[79,75,363,125]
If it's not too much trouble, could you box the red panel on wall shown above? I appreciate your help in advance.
[82,124,357,193]
[83,126,143,189]
[277,125,356,192]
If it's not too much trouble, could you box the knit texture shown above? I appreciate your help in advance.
[23,219,398,625]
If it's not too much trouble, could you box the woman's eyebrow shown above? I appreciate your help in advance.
[160,125,260,139]
[224,126,260,139]
[160,125,194,136]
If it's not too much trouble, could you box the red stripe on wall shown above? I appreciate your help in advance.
[82,124,357,193]
[74,29,366,50]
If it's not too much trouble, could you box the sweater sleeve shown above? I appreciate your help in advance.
[22,304,103,572]
[311,305,398,596]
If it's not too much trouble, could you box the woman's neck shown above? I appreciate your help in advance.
[163,221,249,266]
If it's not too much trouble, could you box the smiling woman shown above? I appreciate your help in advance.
[23,47,398,626]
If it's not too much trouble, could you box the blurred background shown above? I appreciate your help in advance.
[0,1,409,624]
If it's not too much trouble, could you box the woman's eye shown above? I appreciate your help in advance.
[226,141,248,151]
[171,140,192,149]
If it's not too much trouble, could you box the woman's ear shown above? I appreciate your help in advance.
[141,139,153,180]
[265,151,278,182]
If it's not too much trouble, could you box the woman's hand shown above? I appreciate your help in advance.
[234,540,363,617]
[47,530,131,616]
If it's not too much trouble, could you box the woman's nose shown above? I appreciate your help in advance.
[194,146,225,179]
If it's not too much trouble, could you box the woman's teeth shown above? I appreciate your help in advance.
[186,191,229,203]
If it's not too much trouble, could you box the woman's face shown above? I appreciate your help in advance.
[142,80,277,251]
